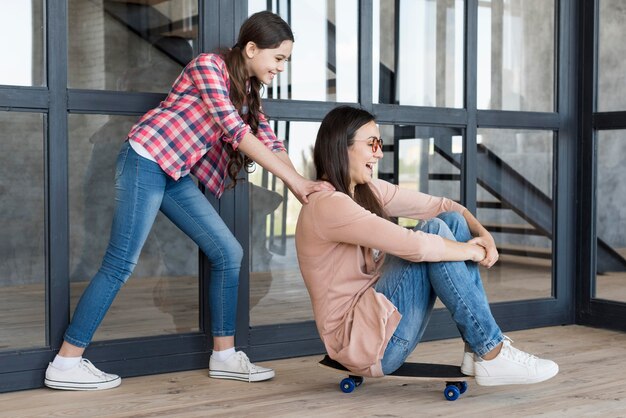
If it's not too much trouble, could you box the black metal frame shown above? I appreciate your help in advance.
[0,0,621,392]
[577,0,626,332]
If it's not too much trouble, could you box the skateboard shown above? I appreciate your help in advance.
[319,355,471,401]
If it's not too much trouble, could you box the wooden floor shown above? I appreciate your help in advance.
[2,325,625,417]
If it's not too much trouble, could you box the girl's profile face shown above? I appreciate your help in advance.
[244,40,293,85]
[347,120,383,191]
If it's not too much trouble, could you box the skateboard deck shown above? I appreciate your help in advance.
[319,355,471,401]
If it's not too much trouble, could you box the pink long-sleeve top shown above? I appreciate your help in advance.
[295,179,466,377]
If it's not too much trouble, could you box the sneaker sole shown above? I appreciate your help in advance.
[209,370,275,382]
[460,366,474,376]
[44,376,121,391]
[475,365,559,386]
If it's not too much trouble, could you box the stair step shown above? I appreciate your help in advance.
[483,223,543,235]
[497,244,552,259]
[477,201,505,209]
[429,173,460,181]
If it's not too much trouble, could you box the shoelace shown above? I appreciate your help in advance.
[234,352,259,382]
[502,337,538,366]
[79,359,107,377]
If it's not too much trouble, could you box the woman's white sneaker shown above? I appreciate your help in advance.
[474,337,558,386]
[209,351,275,382]
[44,358,121,391]
[461,351,475,376]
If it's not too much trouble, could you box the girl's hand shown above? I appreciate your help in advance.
[288,176,335,204]
[468,233,499,268]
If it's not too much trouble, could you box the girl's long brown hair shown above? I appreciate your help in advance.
[313,106,388,220]
[222,11,294,188]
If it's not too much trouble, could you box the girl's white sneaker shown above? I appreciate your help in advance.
[45,358,121,390]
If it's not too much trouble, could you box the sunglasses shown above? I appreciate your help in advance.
[354,137,384,153]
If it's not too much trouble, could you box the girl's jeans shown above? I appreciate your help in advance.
[64,142,243,348]
[375,212,503,375]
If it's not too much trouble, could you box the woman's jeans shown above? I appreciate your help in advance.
[64,142,243,348]
[375,212,503,375]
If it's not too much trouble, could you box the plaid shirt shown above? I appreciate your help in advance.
[127,53,285,198]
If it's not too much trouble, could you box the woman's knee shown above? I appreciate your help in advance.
[437,211,465,227]
[423,217,455,240]
[437,211,471,241]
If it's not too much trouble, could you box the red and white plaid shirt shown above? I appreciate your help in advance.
[127,53,285,198]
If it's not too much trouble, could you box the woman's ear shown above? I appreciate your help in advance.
[244,41,257,59]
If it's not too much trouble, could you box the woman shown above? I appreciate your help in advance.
[295,106,558,386]
[44,11,333,391]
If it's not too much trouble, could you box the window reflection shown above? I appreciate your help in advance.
[388,125,462,227]
[68,114,199,340]
[595,131,626,302]
[0,1,45,86]
[0,112,45,350]
[477,0,555,111]
[375,0,464,107]
[249,121,320,326]
[249,0,358,102]
[475,129,553,302]
[68,0,198,92]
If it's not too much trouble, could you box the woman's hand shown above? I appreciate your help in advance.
[466,242,488,263]
[468,233,499,268]
[287,175,335,204]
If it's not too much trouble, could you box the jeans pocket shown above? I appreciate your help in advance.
[115,143,130,180]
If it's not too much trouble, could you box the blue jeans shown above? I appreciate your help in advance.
[64,142,243,347]
[375,212,503,375]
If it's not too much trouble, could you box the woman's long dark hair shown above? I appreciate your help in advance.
[223,11,294,187]
[314,106,388,219]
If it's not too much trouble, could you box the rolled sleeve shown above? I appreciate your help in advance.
[256,112,286,152]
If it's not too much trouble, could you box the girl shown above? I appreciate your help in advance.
[295,106,558,386]
[45,11,333,391]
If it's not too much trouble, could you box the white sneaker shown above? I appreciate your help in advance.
[474,337,558,386]
[45,358,121,391]
[209,351,275,382]
[461,351,475,376]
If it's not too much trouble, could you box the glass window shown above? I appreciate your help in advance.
[0,112,45,350]
[595,130,626,302]
[598,0,626,112]
[0,1,45,86]
[477,0,555,112]
[68,0,198,92]
[386,125,463,227]
[249,121,320,326]
[375,0,465,107]
[68,114,199,341]
[475,129,553,302]
[249,0,358,102]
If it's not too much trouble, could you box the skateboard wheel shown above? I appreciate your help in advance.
[340,377,356,393]
[444,385,460,401]
[458,381,468,394]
